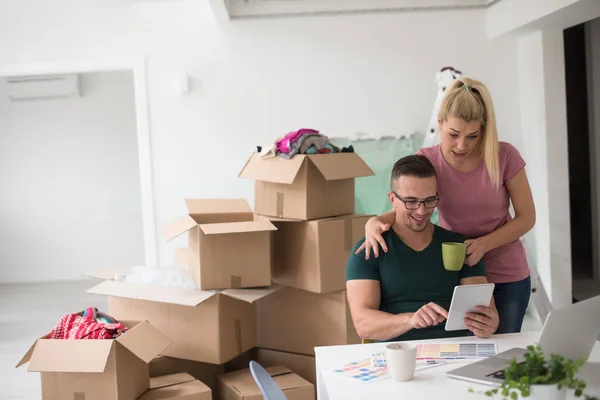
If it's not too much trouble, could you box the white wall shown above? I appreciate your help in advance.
[587,17,600,282]
[497,0,600,308]
[0,0,523,271]
[487,0,582,38]
[0,71,145,282]
[516,29,572,309]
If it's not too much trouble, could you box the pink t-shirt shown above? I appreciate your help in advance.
[417,142,529,284]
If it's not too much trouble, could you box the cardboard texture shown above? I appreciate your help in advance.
[226,349,316,385]
[87,280,281,365]
[239,153,374,220]
[17,320,170,400]
[140,373,212,400]
[268,214,372,293]
[150,356,225,399]
[161,199,277,290]
[217,366,314,400]
[256,287,360,355]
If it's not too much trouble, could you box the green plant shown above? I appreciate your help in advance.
[468,345,598,400]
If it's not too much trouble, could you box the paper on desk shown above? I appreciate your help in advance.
[331,352,447,383]
[416,342,497,360]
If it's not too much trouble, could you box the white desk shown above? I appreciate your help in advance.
[315,332,600,400]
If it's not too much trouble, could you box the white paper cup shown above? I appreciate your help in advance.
[385,343,417,382]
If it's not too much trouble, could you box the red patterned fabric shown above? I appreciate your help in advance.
[48,307,128,340]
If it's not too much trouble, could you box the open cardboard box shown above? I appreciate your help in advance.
[86,272,281,365]
[150,356,225,399]
[263,213,372,293]
[140,373,211,400]
[226,348,316,386]
[16,320,171,400]
[162,199,276,290]
[218,366,314,400]
[256,286,360,356]
[239,152,374,220]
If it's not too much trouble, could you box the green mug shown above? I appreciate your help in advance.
[442,242,467,271]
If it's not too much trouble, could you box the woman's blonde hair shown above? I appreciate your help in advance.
[438,77,500,189]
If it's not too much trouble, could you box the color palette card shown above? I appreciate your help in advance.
[333,357,388,383]
[416,343,497,360]
[333,352,448,383]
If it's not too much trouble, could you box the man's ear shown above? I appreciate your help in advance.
[388,192,395,207]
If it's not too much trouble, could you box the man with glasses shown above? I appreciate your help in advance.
[346,155,499,342]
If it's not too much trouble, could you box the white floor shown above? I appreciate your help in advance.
[0,280,543,399]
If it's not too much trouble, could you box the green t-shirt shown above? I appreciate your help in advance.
[346,224,487,342]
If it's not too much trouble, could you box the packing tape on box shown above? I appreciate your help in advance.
[231,275,242,289]
[235,319,242,354]
[345,216,353,252]
[276,192,284,217]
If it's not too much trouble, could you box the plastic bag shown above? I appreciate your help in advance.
[115,265,198,291]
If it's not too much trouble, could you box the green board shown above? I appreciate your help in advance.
[335,136,438,225]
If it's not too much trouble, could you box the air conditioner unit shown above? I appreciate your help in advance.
[5,73,81,101]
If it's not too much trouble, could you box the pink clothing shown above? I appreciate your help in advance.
[276,128,319,154]
[417,142,529,284]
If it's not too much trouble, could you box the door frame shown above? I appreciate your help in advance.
[0,58,158,269]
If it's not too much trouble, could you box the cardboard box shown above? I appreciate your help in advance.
[162,199,277,290]
[267,214,372,293]
[255,349,316,386]
[16,320,171,400]
[140,373,211,400]
[239,153,374,220]
[150,356,225,399]
[257,287,360,355]
[217,366,314,400]
[226,349,316,386]
[87,279,280,365]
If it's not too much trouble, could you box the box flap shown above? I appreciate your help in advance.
[116,321,172,363]
[198,220,277,235]
[308,153,374,181]
[86,280,215,306]
[15,339,40,368]
[239,152,306,184]
[184,198,252,215]
[83,265,136,280]
[255,215,302,223]
[142,379,211,400]
[162,215,198,242]
[150,373,196,390]
[222,284,282,303]
[268,366,313,390]
[226,366,310,396]
[28,339,114,373]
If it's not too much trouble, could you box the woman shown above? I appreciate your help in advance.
[358,77,536,334]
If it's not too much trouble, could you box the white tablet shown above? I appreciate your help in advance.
[445,283,495,331]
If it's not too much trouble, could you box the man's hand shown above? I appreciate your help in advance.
[410,302,449,329]
[464,306,499,338]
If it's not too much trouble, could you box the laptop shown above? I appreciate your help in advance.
[446,295,600,387]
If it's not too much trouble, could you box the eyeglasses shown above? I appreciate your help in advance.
[392,192,439,210]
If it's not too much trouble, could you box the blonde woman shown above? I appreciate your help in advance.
[358,77,536,334]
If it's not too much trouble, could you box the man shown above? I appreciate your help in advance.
[346,154,499,342]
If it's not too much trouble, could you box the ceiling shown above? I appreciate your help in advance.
[223,0,503,19]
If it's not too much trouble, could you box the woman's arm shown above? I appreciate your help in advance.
[465,168,536,265]
[355,211,395,259]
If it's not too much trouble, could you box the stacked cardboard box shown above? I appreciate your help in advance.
[238,151,374,365]
[17,150,374,400]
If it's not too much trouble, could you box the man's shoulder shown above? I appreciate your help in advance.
[434,224,466,243]
[352,230,395,251]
